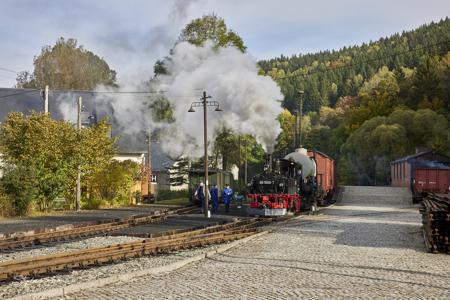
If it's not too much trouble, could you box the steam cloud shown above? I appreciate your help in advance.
[155,41,283,157]
[57,0,283,158]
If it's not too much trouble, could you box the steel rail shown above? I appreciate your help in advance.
[0,205,198,251]
[0,220,266,281]
[0,229,256,271]
[0,219,267,270]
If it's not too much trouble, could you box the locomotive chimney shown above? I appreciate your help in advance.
[275,159,281,174]
[266,153,273,172]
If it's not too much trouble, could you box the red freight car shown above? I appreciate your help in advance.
[414,168,450,194]
[307,150,335,206]
[391,151,450,202]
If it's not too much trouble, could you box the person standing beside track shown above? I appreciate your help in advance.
[195,182,205,208]
[195,182,211,213]
[222,184,233,213]
[210,184,219,213]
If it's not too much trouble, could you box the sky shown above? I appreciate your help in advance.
[0,0,449,87]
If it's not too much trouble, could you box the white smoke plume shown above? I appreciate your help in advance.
[56,0,196,137]
[56,1,283,158]
[155,41,283,157]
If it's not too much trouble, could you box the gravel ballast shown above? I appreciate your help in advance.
[0,237,225,299]
[0,236,144,263]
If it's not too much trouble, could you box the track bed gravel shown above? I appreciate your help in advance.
[0,236,144,263]
[0,238,226,299]
[0,206,165,235]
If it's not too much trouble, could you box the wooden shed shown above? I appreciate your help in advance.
[391,151,450,196]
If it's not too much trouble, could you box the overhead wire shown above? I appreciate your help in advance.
[51,89,201,98]
[0,89,40,100]
[0,67,19,74]
[0,87,202,101]
[52,89,167,94]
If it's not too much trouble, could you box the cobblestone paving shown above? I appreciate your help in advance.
[61,187,450,299]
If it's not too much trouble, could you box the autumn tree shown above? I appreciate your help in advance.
[211,128,265,175]
[16,37,117,89]
[275,109,296,150]
[358,66,400,116]
[0,112,115,212]
[89,160,140,207]
[342,108,450,185]
[179,14,246,52]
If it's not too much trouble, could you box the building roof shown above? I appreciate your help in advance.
[411,159,450,170]
[308,149,334,160]
[146,143,174,172]
[0,87,174,171]
[391,150,450,165]
[391,151,432,164]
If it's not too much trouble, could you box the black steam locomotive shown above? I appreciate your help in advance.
[247,148,333,215]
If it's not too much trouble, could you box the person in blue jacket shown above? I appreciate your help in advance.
[210,183,219,213]
[222,184,233,213]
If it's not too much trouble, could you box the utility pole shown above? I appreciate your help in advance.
[202,91,210,218]
[293,112,297,149]
[76,96,82,211]
[244,138,248,186]
[188,91,222,218]
[298,91,304,148]
[238,135,242,185]
[44,85,49,114]
[147,131,152,201]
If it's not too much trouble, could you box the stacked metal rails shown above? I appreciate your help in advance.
[420,193,450,254]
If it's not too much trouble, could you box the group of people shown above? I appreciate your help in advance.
[194,182,233,213]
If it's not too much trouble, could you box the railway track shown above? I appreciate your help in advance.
[0,205,198,251]
[0,217,272,282]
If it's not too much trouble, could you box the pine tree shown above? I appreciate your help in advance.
[168,157,190,186]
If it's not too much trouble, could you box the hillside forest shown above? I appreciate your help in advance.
[260,18,450,185]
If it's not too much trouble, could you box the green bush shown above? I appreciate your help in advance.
[156,189,188,201]
[81,197,107,210]
[0,184,15,217]
[89,160,140,206]
[2,164,38,216]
